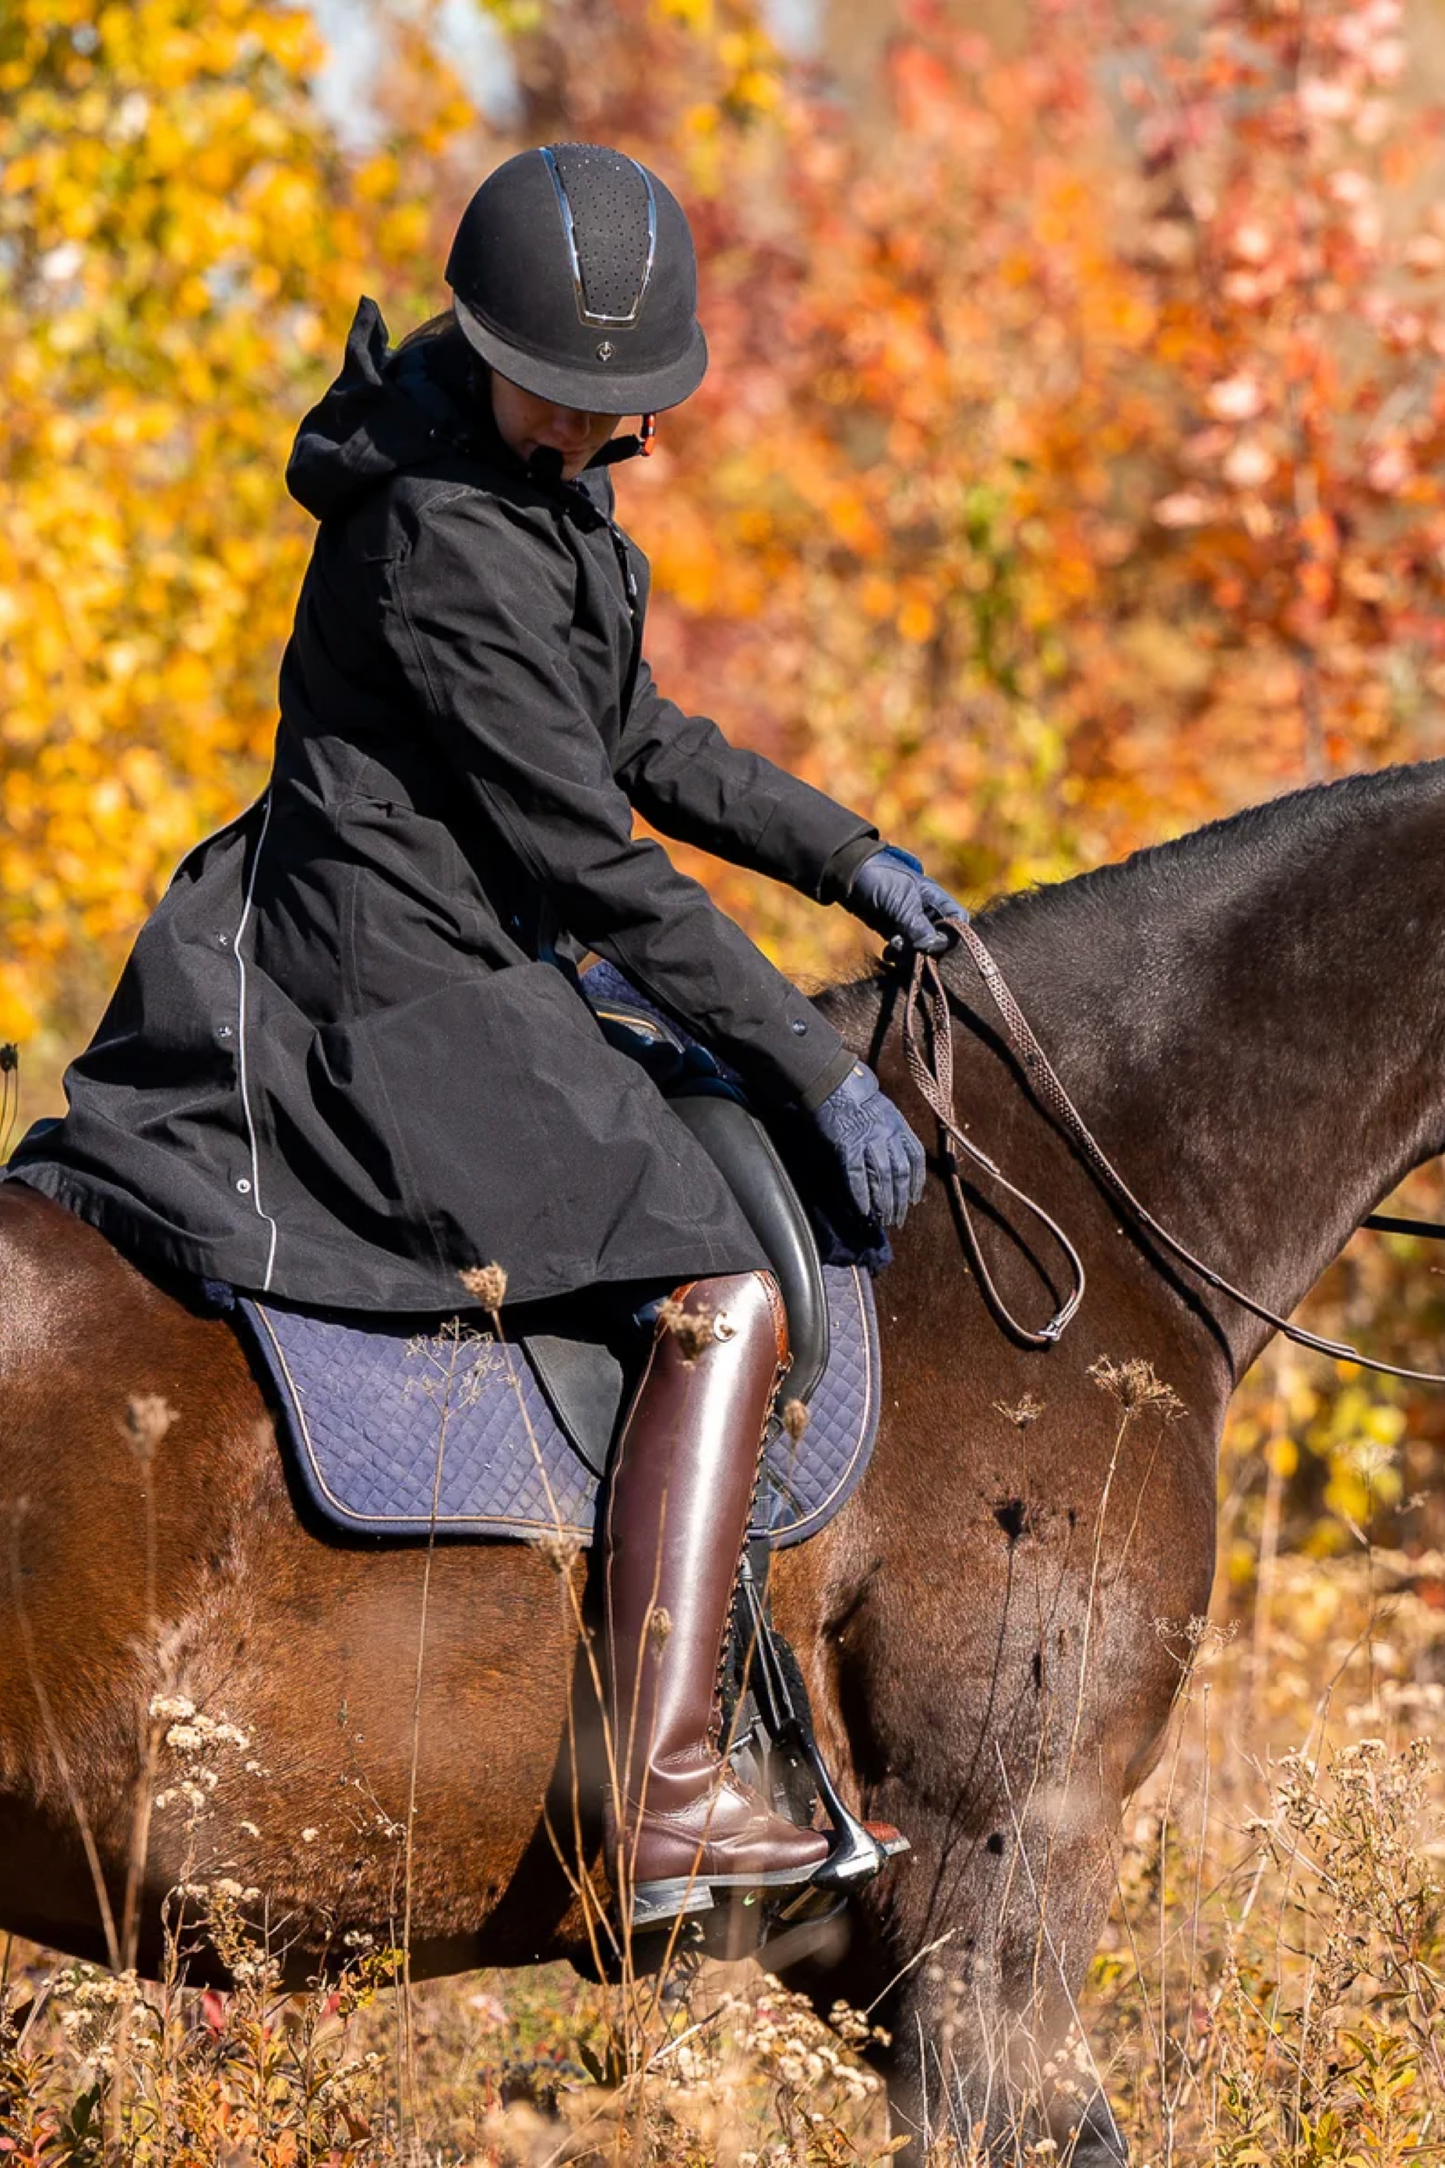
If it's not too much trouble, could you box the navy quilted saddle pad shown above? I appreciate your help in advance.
[239,1266,880,1548]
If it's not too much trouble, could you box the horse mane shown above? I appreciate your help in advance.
[979,757,1445,934]
[815,757,1445,1038]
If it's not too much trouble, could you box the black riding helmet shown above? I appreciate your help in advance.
[445,143,707,417]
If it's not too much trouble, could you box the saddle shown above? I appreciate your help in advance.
[238,967,882,1548]
[583,968,831,1406]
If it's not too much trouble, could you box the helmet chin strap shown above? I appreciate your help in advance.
[584,416,661,471]
[526,445,566,485]
[527,416,660,485]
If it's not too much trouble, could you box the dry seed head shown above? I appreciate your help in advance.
[994,1392,1045,1428]
[125,1392,177,1459]
[782,1397,810,1442]
[149,1694,196,1723]
[1088,1354,1183,1416]
[658,1295,717,1363]
[459,1261,508,1308]
[537,1528,583,1574]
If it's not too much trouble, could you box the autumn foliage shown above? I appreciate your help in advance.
[0,0,469,1050]
[11,4,1445,2157]
[7,0,1445,1011]
[636,0,1445,964]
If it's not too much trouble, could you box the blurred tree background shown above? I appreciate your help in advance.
[5,0,1445,1575]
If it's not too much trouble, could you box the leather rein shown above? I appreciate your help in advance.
[901,918,1445,1386]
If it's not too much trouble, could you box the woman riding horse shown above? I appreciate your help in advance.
[3,144,962,1927]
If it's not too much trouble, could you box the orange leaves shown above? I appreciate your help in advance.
[621,0,1445,951]
[890,43,957,136]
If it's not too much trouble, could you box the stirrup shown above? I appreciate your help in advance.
[631,1877,716,1931]
[733,1551,912,1897]
[629,1851,825,1932]
[628,1819,907,1934]
[624,1576,913,1935]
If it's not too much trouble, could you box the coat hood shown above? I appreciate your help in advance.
[286,298,644,524]
[286,299,470,522]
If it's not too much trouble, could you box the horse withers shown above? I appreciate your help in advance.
[6,761,1445,2158]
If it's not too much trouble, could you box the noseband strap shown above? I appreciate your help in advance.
[905,920,1445,1386]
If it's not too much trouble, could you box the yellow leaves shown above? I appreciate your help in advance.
[355,153,401,206]
[656,0,713,31]
[0,0,463,1053]
[1265,1433,1299,1479]
[40,412,82,457]
[245,162,315,233]
[1,153,38,196]
[163,652,212,706]
[376,204,430,261]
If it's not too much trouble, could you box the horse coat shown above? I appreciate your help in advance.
[6,303,878,1311]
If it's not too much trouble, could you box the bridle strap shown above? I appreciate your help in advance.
[902,941,1086,1347]
[1363,1211,1445,1239]
[908,919,1445,1386]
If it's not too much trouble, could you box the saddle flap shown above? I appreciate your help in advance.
[523,1332,625,1477]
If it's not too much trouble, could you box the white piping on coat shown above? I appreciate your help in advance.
[233,789,280,1292]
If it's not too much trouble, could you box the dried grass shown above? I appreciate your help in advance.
[5,1555,1444,2164]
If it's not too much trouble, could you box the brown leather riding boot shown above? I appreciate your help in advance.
[604,1271,830,1925]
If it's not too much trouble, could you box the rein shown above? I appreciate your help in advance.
[902,919,1445,1386]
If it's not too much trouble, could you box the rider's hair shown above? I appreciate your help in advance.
[397,305,464,352]
[396,304,493,414]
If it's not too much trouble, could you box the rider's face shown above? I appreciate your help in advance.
[489,373,621,481]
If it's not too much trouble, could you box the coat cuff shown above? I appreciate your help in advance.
[818,831,883,905]
[795,1043,857,1114]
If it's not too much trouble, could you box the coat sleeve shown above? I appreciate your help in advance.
[391,494,855,1111]
[616,658,880,901]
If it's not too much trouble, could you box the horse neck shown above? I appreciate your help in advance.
[951,765,1445,1374]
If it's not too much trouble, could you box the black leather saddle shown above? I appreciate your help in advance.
[586,990,830,1407]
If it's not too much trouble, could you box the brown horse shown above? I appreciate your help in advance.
[5,761,1445,2157]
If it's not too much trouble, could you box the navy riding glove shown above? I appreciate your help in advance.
[811,1059,926,1228]
[847,844,968,956]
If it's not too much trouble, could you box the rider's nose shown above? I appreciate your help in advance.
[550,408,589,439]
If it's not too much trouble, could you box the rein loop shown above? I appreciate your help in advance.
[902,939,1086,1347]
[906,920,1445,1387]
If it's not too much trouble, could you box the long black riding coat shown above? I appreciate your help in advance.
[7,304,878,1311]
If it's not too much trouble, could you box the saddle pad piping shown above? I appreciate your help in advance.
[765,1269,877,1545]
[250,1305,595,1538]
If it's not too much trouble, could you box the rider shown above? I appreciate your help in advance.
[4,144,963,1921]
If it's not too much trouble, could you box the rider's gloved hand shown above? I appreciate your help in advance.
[846,844,967,957]
[811,1059,926,1227]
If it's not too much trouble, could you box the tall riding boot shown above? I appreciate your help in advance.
[604,1271,830,1923]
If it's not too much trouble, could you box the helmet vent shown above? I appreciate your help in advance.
[544,143,657,328]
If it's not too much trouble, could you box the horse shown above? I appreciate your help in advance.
[4,759,1445,2158]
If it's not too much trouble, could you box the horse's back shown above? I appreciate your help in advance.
[0,1179,259,1416]
[0,1180,87,1372]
